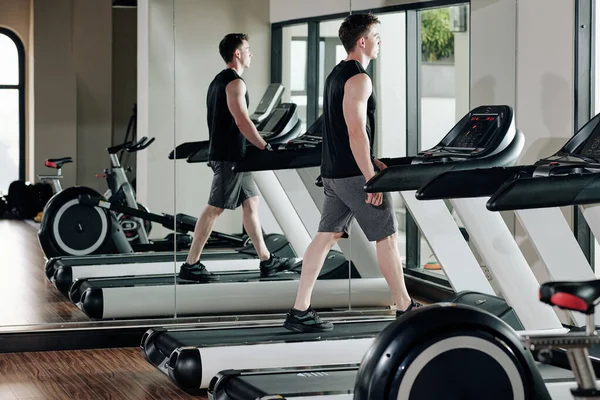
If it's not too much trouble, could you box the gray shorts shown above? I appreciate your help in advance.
[318,175,398,242]
[207,161,260,210]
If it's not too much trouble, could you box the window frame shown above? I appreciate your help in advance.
[271,0,469,298]
[0,27,26,183]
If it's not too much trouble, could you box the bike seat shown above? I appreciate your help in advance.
[539,279,600,314]
[45,157,73,169]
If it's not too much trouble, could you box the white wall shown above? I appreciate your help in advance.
[270,0,432,23]
[32,0,114,192]
[33,0,78,188]
[138,0,271,236]
[136,0,175,238]
[516,0,574,165]
[470,0,517,108]
[73,0,113,192]
[112,9,137,147]
[470,0,576,283]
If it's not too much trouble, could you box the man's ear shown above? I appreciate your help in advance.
[359,37,366,48]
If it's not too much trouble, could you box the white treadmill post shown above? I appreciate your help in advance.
[401,191,495,295]
[580,204,600,279]
[449,197,563,330]
[513,207,598,327]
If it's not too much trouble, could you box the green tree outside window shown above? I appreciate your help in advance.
[421,8,455,62]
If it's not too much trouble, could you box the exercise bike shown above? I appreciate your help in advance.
[38,136,248,258]
[36,150,152,241]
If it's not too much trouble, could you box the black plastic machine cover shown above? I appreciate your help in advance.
[365,105,521,193]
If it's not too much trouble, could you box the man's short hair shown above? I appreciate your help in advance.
[219,33,249,63]
[338,13,380,52]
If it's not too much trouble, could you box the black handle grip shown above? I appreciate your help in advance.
[233,145,322,172]
[487,173,600,211]
[416,165,536,200]
[127,136,156,152]
[364,162,459,193]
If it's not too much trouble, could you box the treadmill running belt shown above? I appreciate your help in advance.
[142,320,393,393]
[150,320,392,355]
[70,270,300,304]
[223,369,357,399]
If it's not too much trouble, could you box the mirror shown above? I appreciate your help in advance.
[0,0,178,329]
[172,0,311,320]
[0,0,473,337]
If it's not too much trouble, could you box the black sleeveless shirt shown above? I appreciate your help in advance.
[321,60,376,179]
[207,69,249,161]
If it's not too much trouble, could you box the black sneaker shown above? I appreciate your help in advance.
[259,254,294,277]
[178,261,219,282]
[396,299,423,318]
[283,306,334,333]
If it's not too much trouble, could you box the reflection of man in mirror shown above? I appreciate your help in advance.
[284,14,419,333]
[179,33,294,281]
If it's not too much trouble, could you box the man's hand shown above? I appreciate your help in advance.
[366,192,383,206]
[373,158,387,171]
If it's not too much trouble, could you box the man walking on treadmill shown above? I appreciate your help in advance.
[179,33,293,282]
[284,14,421,332]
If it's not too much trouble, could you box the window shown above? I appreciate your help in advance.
[281,24,309,132]
[0,28,25,194]
[318,19,345,116]
[419,4,470,151]
[417,4,471,276]
[272,2,472,292]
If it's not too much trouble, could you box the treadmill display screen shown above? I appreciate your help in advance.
[450,114,498,148]
[255,84,281,114]
[260,108,287,134]
[578,128,600,157]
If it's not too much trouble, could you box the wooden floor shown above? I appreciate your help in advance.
[0,220,89,325]
[0,347,205,399]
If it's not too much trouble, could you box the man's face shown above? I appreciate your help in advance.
[237,40,252,68]
[363,24,381,59]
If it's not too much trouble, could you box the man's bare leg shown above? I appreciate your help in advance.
[185,205,224,265]
[241,196,270,261]
[376,231,412,311]
[293,232,344,311]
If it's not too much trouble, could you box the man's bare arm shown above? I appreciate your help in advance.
[343,73,376,181]
[226,79,268,149]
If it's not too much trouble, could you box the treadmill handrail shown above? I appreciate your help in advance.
[415,165,537,200]
[233,144,322,172]
[364,162,461,193]
[365,129,525,193]
[168,141,205,160]
[487,173,600,211]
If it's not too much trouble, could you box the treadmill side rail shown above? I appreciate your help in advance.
[488,173,600,211]
[416,165,536,200]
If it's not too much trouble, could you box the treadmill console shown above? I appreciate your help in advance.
[420,105,512,161]
[257,103,299,140]
[250,83,284,123]
[448,114,499,149]
[577,127,600,157]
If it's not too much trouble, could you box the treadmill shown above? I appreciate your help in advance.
[140,105,533,395]
[364,106,561,331]
[68,117,375,320]
[46,235,292,298]
[44,84,298,297]
[203,109,600,400]
[206,305,578,400]
[416,113,600,328]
